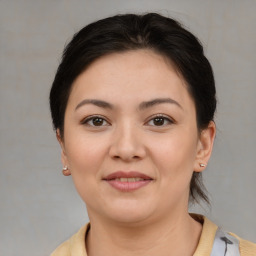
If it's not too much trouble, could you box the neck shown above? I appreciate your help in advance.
[86,212,202,256]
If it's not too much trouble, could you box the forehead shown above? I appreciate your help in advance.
[68,49,194,111]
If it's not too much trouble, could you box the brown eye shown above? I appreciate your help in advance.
[146,115,173,127]
[153,117,165,126]
[81,116,109,127]
[92,117,104,126]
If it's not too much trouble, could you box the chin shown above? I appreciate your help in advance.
[109,212,152,226]
[102,200,156,225]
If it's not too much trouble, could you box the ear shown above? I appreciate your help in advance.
[194,121,216,172]
[56,129,71,176]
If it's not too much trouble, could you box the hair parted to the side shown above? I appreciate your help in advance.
[50,13,216,205]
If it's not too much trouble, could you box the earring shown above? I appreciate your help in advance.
[199,163,206,167]
[62,166,71,176]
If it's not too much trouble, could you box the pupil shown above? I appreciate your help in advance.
[154,117,164,126]
[93,118,103,126]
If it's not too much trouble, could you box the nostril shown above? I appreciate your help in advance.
[112,155,141,161]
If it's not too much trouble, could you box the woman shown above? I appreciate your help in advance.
[50,13,255,256]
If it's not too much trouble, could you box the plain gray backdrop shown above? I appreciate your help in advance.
[0,0,255,255]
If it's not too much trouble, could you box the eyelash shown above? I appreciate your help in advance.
[81,115,110,127]
[145,114,175,127]
[80,114,175,127]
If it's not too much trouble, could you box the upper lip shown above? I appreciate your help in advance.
[103,171,153,180]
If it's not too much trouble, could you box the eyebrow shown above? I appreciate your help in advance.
[75,99,113,110]
[139,98,183,110]
[75,97,182,111]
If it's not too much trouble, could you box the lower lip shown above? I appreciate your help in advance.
[105,180,152,192]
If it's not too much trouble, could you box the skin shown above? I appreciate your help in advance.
[57,49,216,256]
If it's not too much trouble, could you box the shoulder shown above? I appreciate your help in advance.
[50,224,89,256]
[229,232,256,256]
[191,214,256,256]
[50,240,70,256]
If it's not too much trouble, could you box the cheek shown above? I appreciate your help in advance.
[64,132,109,195]
[65,130,107,169]
[148,130,198,181]
[151,136,197,205]
[64,136,107,203]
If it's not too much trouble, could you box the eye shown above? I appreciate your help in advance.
[146,115,174,127]
[81,116,110,127]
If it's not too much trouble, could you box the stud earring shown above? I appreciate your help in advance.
[199,163,206,167]
[62,166,71,176]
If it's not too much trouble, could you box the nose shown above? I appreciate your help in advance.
[108,123,146,162]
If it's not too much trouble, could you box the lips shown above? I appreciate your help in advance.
[104,171,152,180]
[103,171,153,192]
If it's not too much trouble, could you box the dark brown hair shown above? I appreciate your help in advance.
[50,13,216,204]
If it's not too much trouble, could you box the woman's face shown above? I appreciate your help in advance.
[59,50,214,224]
